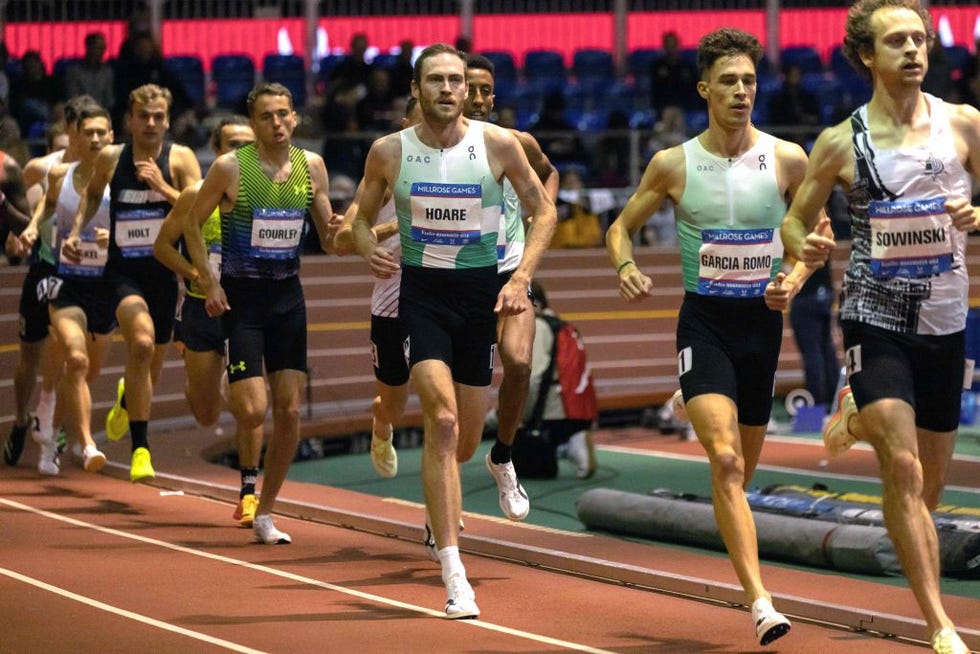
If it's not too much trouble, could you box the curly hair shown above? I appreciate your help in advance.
[696,28,763,79]
[843,0,934,81]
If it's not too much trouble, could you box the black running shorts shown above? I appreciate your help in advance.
[841,320,965,433]
[676,292,782,426]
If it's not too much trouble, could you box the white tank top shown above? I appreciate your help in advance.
[55,162,111,278]
[370,198,401,317]
[843,94,970,335]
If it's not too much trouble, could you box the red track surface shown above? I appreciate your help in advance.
[2,246,979,652]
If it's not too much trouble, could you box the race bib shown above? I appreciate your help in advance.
[697,228,780,297]
[868,197,951,279]
[249,208,304,259]
[409,182,483,246]
[115,208,165,258]
[58,237,107,277]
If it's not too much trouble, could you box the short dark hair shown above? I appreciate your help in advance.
[77,104,111,127]
[210,114,250,152]
[844,0,934,81]
[466,54,495,77]
[64,94,97,124]
[413,43,466,85]
[696,28,763,79]
[246,82,293,116]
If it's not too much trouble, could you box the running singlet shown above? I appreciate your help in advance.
[496,178,524,274]
[187,206,221,299]
[55,162,110,278]
[222,142,312,280]
[371,198,401,318]
[394,120,502,269]
[109,144,172,262]
[842,94,970,335]
[675,133,785,297]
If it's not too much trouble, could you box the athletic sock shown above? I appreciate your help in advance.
[490,440,512,465]
[240,467,258,497]
[130,421,148,451]
[36,389,56,443]
[437,545,465,583]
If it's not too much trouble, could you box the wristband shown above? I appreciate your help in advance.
[616,260,634,273]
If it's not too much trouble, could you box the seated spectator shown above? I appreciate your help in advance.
[532,92,588,171]
[389,39,415,98]
[552,168,602,249]
[325,33,371,102]
[767,64,821,146]
[0,43,10,106]
[511,280,598,479]
[8,50,58,132]
[112,32,204,147]
[356,68,396,132]
[650,31,699,113]
[65,32,114,111]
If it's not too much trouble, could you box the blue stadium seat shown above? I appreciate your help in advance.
[212,54,256,110]
[527,74,565,97]
[314,53,345,94]
[830,45,855,77]
[263,53,306,109]
[479,50,518,84]
[945,44,970,76]
[562,82,589,112]
[781,46,823,74]
[572,48,614,80]
[607,80,637,114]
[371,53,398,70]
[164,55,206,109]
[524,49,566,82]
[627,48,660,79]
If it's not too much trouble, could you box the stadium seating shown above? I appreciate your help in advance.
[262,53,306,108]
[480,50,518,84]
[524,49,565,81]
[573,48,615,81]
[164,55,206,109]
[212,53,255,110]
[780,46,823,74]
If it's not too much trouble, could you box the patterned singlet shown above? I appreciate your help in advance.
[221,143,312,280]
[841,94,970,335]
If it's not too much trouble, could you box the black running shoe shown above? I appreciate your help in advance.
[4,420,29,466]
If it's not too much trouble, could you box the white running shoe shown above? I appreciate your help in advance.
[485,453,529,521]
[82,445,106,473]
[444,573,479,619]
[369,420,398,478]
[37,438,60,476]
[253,514,291,544]
[752,597,791,646]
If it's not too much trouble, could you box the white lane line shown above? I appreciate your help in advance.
[0,498,614,654]
[599,445,980,496]
[0,566,267,654]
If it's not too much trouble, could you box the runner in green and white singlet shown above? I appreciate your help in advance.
[351,44,556,621]
[607,28,813,647]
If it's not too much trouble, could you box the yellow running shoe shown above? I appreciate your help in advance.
[931,627,968,654]
[823,385,857,457]
[130,447,155,483]
[236,494,258,528]
[106,377,129,442]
